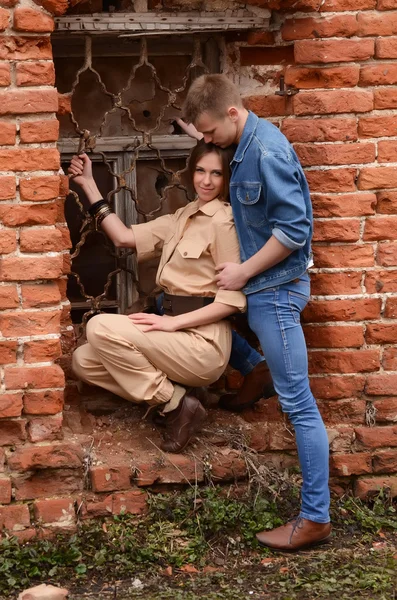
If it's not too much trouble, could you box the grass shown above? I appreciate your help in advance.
[0,483,396,599]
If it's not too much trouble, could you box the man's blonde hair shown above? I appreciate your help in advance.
[183,74,243,125]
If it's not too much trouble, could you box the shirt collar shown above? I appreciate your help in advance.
[232,110,259,163]
[190,197,228,217]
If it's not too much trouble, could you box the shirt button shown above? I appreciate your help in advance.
[183,252,187,256]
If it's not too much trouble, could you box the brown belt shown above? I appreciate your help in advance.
[162,293,215,316]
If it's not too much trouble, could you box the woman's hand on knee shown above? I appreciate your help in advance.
[128,313,178,332]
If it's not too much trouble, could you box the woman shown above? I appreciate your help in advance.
[69,142,246,453]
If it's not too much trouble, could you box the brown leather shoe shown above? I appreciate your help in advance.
[161,394,207,453]
[218,360,276,412]
[256,517,331,552]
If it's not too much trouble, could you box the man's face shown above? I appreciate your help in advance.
[195,111,238,148]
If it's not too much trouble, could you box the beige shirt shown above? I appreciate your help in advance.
[131,198,246,312]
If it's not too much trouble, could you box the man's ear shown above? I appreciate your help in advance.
[227,107,239,122]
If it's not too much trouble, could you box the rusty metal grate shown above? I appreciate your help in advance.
[54,33,219,333]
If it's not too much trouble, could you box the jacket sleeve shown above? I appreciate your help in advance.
[260,152,311,251]
[209,210,246,313]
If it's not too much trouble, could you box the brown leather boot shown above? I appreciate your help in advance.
[161,394,207,453]
[218,360,276,412]
[256,517,331,552]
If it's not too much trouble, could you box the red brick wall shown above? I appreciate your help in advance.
[0,0,397,535]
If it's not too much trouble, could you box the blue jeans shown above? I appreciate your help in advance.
[247,273,330,523]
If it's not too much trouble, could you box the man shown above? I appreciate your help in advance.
[182,74,331,552]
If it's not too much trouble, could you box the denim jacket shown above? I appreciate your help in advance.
[229,111,313,294]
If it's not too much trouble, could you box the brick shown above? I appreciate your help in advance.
[310,375,366,400]
[366,323,397,344]
[0,420,27,445]
[91,465,131,493]
[303,298,381,323]
[246,31,275,45]
[357,11,397,36]
[313,219,360,243]
[21,283,61,308]
[59,174,69,197]
[285,66,360,89]
[20,227,65,252]
[0,176,15,199]
[374,88,397,110]
[378,0,397,8]
[57,93,71,116]
[27,415,63,442]
[377,191,397,214]
[0,448,5,470]
[24,339,62,363]
[382,349,397,371]
[295,39,374,64]
[360,63,397,86]
[364,216,397,240]
[4,365,64,390]
[0,310,60,337]
[359,115,397,138]
[0,62,10,85]
[33,0,69,16]
[0,89,58,115]
[365,270,397,293]
[0,122,16,145]
[23,390,63,415]
[0,203,58,227]
[311,272,362,296]
[282,118,357,143]
[8,443,82,471]
[378,140,397,163]
[312,193,376,218]
[309,349,380,374]
[0,284,18,309]
[312,244,374,268]
[373,397,397,422]
[328,427,355,453]
[0,256,63,281]
[282,15,358,40]
[355,425,397,448]
[0,393,22,417]
[377,241,397,266]
[20,176,60,201]
[245,0,321,9]
[305,169,357,193]
[0,341,17,365]
[376,37,397,58]
[304,324,364,348]
[0,504,30,531]
[297,143,374,167]
[0,229,17,254]
[359,167,397,190]
[373,451,397,474]
[354,476,397,499]
[243,95,290,118]
[319,399,366,425]
[0,477,11,504]
[240,46,294,66]
[366,374,397,396]
[385,297,397,318]
[320,0,376,9]
[13,7,54,32]
[0,148,60,171]
[112,490,147,515]
[330,453,372,477]
[12,469,84,501]
[20,119,59,143]
[135,454,203,486]
[0,0,17,7]
[0,36,52,60]
[16,61,55,87]
[294,90,373,116]
[34,498,75,526]
[0,7,9,30]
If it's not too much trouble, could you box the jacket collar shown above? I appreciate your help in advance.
[189,197,228,217]
[232,111,259,163]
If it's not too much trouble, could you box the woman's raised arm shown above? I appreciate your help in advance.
[68,154,136,249]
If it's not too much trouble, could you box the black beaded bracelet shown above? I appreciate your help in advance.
[89,199,108,217]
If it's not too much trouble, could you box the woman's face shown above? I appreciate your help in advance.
[193,151,224,204]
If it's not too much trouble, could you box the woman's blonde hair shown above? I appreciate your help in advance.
[183,74,243,125]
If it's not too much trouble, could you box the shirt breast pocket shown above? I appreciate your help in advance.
[235,183,265,226]
[176,239,206,260]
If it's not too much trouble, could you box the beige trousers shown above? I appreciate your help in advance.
[72,314,231,408]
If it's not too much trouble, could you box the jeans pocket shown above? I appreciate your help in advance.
[288,289,309,324]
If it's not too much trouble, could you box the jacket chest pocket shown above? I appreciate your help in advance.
[235,183,265,226]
